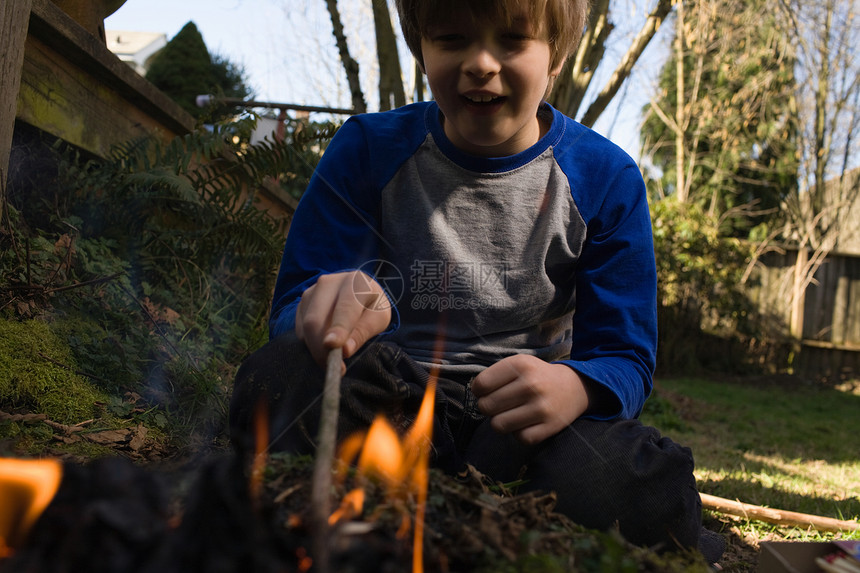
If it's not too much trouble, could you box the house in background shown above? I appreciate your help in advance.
[105,30,166,76]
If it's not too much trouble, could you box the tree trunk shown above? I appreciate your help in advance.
[324,0,367,114]
[371,0,405,111]
[674,0,687,202]
[811,0,832,219]
[579,0,674,127]
[789,246,807,339]
[549,0,611,119]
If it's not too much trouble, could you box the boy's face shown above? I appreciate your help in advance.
[421,10,561,157]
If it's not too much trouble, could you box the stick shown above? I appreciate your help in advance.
[700,492,860,533]
[310,347,344,573]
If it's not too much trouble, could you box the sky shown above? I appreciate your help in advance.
[106,0,287,100]
[105,0,669,158]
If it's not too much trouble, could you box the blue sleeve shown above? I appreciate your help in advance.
[556,163,657,420]
[268,118,399,338]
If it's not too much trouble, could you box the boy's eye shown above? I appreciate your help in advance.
[432,33,465,43]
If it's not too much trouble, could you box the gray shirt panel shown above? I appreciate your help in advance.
[379,134,587,378]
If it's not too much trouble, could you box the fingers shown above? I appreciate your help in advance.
[471,354,522,398]
[482,383,553,438]
[328,272,390,355]
[472,354,536,413]
[296,280,337,365]
[486,396,564,446]
[296,271,391,366]
[472,357,588,446]
[473,355,543,435]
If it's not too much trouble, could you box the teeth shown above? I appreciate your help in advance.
[465,94,499,103]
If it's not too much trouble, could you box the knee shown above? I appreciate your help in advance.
[527,420,702,551]
[228,331,322,454]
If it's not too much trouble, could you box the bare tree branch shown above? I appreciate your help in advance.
[550,0,612,118]
[579,0,675,127]
[325,0,367,114]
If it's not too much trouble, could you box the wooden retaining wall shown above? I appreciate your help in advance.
[2,0,298,224]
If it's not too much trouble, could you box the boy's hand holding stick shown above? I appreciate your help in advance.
[310,346,344,573]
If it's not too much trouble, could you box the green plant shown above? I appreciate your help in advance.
[651,198,763,374]
[0,319,110,424]
[1,115,340,448]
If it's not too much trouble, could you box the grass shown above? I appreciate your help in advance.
[640,375,860,571]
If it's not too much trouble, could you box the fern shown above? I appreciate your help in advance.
[3,114,339,438]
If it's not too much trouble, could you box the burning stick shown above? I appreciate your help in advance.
[310,347,344,573]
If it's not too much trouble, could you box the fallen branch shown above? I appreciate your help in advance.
[700,492,860,533]
[4,272,124,293]
[0,411,47,424]
[0,409,86,435]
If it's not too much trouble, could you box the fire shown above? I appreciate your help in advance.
[331,376,437,573]
[249,398,269,505]
[0,458,63,557]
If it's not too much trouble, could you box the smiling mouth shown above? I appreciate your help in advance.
[463,94,504,105]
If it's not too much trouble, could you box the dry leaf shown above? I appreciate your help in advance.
[85,429,131,445]
[129,425,148,452]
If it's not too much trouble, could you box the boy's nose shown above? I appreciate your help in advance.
[463,44,501,78]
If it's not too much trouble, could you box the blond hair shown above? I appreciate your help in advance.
[395,0,589,73]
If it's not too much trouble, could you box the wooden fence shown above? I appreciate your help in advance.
[748,247,860,382]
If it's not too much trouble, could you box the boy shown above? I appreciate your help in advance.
[231,0,721,562]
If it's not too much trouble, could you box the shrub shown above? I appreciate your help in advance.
[651,198,762,374]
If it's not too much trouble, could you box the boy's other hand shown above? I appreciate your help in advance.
[295,271,392,370]
[472,355,590,446]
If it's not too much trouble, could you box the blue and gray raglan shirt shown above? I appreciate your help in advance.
[269,101,657,420]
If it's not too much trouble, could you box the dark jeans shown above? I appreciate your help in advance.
[229,332,703,553]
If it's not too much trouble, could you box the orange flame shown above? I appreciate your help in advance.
[327,488,365,525]
[0,458,63,558]
[249,399,269,505]
[331,377,437,573]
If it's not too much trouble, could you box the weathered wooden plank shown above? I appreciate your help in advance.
[832,265,849,345]
[753,250,794,326]
[17,0,194,158]
[258,178,299,223]
[850,264,860,344]
[29,0,192,133]
[1,0,34,180]
[18,34,176,156]
[749,248,860,381]
[803,257,831,341]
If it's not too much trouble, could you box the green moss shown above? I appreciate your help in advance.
[0,318,110,424]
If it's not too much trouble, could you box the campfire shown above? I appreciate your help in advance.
[0,357,441,572]
[0,454,709,572]
[0,352,711,572]
[0,378,438,573]
[328,376,436,573]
